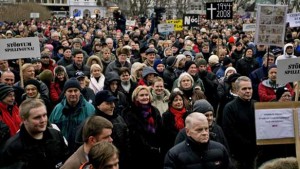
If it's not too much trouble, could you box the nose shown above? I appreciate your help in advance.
[108,136,113,143]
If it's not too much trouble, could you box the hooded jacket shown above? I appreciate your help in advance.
[276,43,297,64]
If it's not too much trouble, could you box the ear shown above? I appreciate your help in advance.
[186,127,191,137]
[88,136,96,144]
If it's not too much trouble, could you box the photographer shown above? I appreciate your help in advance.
[113,9,126,35]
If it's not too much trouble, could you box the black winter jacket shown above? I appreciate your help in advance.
[65,63,90,78]
[164,137,231,169]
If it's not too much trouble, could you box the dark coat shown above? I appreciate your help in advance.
[222,97,257,160]
[164,137,231,169]
[123,104,163,169]
[236,57,259,77]
[65,63,90,78]
[163,67,177,92]
[0,125,69,169]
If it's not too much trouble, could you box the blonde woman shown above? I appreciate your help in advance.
[88,64,105,94]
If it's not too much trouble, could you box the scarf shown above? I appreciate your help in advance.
[169,107,186,130]
[0,102,21,136]
[136,102,155,133]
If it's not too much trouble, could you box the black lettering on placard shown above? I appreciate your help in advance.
[183,14,199,26]
[206,2,233,20]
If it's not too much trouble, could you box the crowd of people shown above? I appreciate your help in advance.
[0,12,300,169]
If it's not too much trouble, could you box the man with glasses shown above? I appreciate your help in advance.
[275,43,297,65]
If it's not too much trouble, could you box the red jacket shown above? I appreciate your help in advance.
[50,82,62,103]
[0,102,21,136]
[258,80,294,102]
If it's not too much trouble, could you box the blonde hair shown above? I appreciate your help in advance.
[258,157,298,169]
[19,99,45,120]
[132,85,152,103]
[90,64,102,74]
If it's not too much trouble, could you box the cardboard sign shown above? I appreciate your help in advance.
[287,12,300,27]
[30,13,40,18]
[277,57,300,84]
[243,23,256,32]
[157,23,174,33]
[0,37,40,60]
[166,19,183,31]
[206,2,233,20]
[183,14,199,27]
[254,4,287,46]
[126,20,136,26]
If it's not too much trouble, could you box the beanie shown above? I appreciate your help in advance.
[0,83,14,101]
[222,57,232,66]
[38,70,53,84]
[227,73,241,83]
[63,77,81,93]
[196,58,207,66]
[193,99,214,113]
[175,54,186,67]
[208,55,219,64]
[24,79,41,92]
[276,87,289,101]
[224,67,237,77]
[228,36,235,43]
[184,60,196,72]
[268,64,277,72]
[166,56,177,67]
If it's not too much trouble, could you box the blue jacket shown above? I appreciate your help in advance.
[49,95,95,152]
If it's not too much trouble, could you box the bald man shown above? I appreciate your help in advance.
[164,113,231,169]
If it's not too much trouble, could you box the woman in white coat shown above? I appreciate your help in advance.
[89,64,105,94]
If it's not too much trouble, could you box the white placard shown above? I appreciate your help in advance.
[277,57,300,84]
[0,37,40,60]
[157,23,174,33]
[30,13,40,18]
[287,12,300,27]
[91,15,96,19]
[126,20,136,26]
[255,108,294,140]
[254,4,288,46]
[243,23,256,32]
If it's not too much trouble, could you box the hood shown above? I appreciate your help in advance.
[283,43,294,56]
[142,67,158,79]
[163,47,172,57]
[104,72,120,86]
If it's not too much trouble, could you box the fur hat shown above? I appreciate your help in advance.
[193,99,214,113]
[72,38,83,44]
[116,47,130,56]
[0,83,14,101]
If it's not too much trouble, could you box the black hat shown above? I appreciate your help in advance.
[94,90,117,106]
[63,77,81,93]
[222,57,232,66]
[24,79,41,92]
[276,87,290,101]
[0,83,14,101]
[193,99,214,113]
[166,56,177,67]
[75,71,85,79]
[268,64,277,72]
[227,73,241,83]
[145,48,157,55]
[184,60,196,72]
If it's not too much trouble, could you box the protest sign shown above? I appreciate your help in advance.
[166,19,183,31]
[287,12,300,27]
[157,23,174,33]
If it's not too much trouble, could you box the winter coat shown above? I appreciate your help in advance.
[0,102,21,137]
[65,63,90,78]
[50,81,63,104]
[275,43,297,64]
[60,145,86,169]
[0,125,69,169]
[236,57,259,77]
[105,60,131,76]
[151,88,170,115]
[164,137,231,169]
[57,57,73,67]
[41,59,57,73]
[223,97,257,160]
[258,79,293,102]
[49,96,95,153]
[163,67,177,92]
[249,65,269,101]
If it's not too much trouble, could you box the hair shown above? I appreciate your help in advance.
[101,47,111,53]
[82,116,113,143]
[118,67,130,76]
[88,142,119,169]
[168,91,184,107]
[152,76,164,85]
[90,63,102,74]
[235,76,251,90]
[21,63,34,72]
[72,50,84,57]
[19,99,45,120]
[177,72,194,88]
[258,157,298,169]
[131,85,152,103]
[263,52,275,61]
[185,112,207,129]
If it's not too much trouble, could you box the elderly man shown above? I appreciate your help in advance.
[164,112,231,169]
[49,78,95,153]
[105,47,131,75]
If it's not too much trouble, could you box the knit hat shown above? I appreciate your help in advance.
[94,90,117,106]
[224,67,237,77]
[195,53,204,60]
[142,67,158,79]
[38,70,53,84]
[227,73,241,83]
[208,55,219,64]
[175,54,186,67]
[200,28,206,33]
[166,56,177,67]
[116,47,130,56]
[196,58,207,66]
[268,64,277,72]
[228,36,235,43]
[222,57,232,66]
[5,30,12,35]
[63,77,81,93]
[193,99,214,113]
[0,83,14,101]
[24,79,41,92]
[184,61,196,72]
[44,44,54,51]
[276,87,289,101]
[153,59,163,72]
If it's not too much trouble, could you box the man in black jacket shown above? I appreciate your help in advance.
[164,113,231,169]
[222,76,257,169]
[0,99,69,169]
